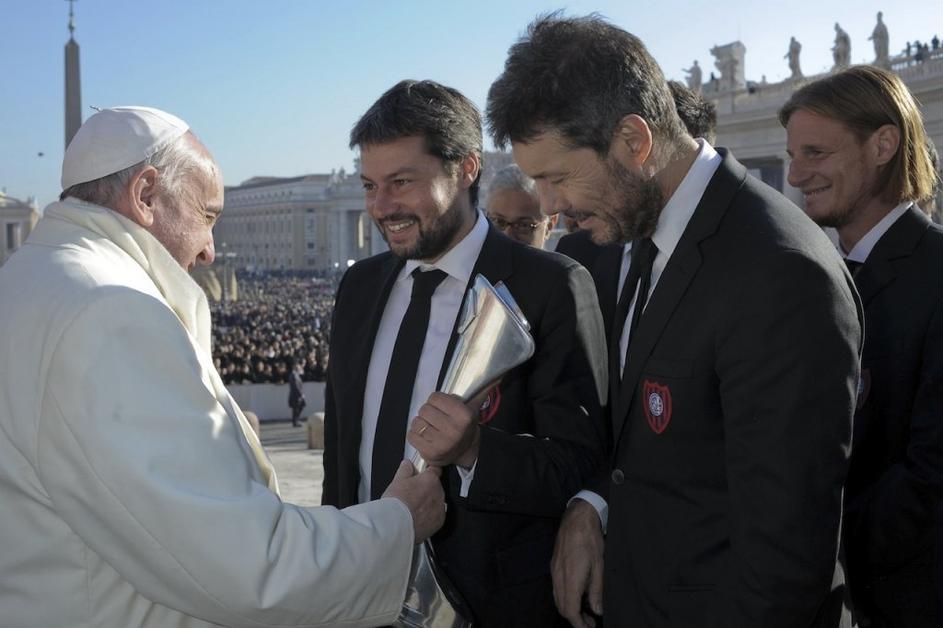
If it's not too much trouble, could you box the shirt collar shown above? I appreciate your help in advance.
[400,209,488,284]
[844,201,913,262]
[623,140,722,259]
[650,139,722,257]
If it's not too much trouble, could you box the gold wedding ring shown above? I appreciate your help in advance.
[417,422,429,436]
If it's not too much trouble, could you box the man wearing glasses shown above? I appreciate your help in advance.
[486,164,558,248]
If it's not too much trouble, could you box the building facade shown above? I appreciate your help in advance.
[216,165,387,272]
[0,193,39,267]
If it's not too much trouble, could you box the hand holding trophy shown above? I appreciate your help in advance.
[394,275,535,628]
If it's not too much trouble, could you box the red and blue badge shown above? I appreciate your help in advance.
[643,379,672,434]
[478,386,501,424]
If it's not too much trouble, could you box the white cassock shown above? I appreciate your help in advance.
[0,198,413,628]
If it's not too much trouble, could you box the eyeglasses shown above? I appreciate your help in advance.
[488,215,546,234]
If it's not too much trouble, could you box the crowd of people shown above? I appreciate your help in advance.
[210,271,337,385]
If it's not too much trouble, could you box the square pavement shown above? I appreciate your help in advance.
[260,421,323,506]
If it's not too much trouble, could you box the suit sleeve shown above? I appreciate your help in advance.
[36,289,412,628]
[462,262,609,517]
[322,367,340,506]
[715,250,859,626]
[321,271,349,508]
[848,294,943,568]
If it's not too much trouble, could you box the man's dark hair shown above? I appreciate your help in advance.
[350,79,483,206]
[667,80,717,144]
[486,13,686,155]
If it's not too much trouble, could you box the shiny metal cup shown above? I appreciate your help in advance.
[395,275,535,628]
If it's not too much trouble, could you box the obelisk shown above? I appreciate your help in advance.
[64,0,81,149]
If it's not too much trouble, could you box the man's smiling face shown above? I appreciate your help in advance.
[360,135,473,262]
[786,109,883,228]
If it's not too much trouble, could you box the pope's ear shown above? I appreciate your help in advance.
[121,166,160,227]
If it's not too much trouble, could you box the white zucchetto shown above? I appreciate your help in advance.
[61,106,190,190]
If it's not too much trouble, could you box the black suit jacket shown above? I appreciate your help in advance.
[937,502,943,628]
[322,225,608,627]
[594,151,862,628]
[842,206,943,627]
[555,229,611,272]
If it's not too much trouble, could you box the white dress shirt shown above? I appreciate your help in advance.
[842,201,913,262]
[578,140,723,528]
[358,211,489,502]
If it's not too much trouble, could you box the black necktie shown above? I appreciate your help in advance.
[609,238,657,392]
[844,258,863,278]
[371,268,448,499]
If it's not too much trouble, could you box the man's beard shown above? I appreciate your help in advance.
[806,169,883,230]
[378,200,466,260]
[812,209,856,229]
[600,159,664,244]
[807,195,865,230]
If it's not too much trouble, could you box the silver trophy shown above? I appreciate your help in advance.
[395,275,536,628]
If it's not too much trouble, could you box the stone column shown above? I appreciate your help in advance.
[337,209,349,266]
[64,37,82,148]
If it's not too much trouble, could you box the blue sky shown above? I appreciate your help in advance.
[2,0,941,207]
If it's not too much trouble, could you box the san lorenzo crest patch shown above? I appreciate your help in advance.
[478,386,501,424]
[643,380,672,434]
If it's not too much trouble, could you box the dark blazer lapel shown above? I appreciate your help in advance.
[855,205,930,307]
[436,225,514,388]
[612,150,746,446]
[345,254,405,428]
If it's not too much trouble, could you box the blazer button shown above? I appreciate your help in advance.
[611,469,625,485]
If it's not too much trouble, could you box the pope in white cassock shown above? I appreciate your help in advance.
[0,106,445,628]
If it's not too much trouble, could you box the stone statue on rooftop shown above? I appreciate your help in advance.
[785,36,802,79]
[683,60,702,94]
[869,12,890,69]
[710,42,746,91]
[833,23,851,70]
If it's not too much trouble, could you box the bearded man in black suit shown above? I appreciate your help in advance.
[488,15,862,628]
[321,79,607,628]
